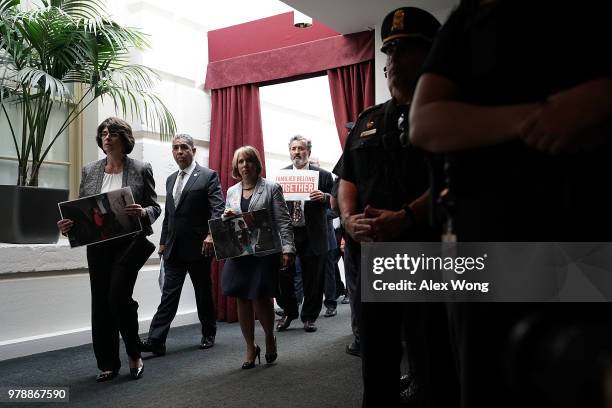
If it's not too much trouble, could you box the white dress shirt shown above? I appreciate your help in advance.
[101,172,123,193]
[173,160,197,200]
[290,164,308,227]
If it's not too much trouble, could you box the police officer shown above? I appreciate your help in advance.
[335,7,456,407]
[409,1,612,407]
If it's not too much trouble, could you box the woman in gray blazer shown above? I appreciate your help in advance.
[221,146,295,369]
[57,117,160,382]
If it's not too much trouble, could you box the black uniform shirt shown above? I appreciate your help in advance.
[423,0,612,241]
[335,99,429,227]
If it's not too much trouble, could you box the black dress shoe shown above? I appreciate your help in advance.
[265,336,277,365]
[242,345,261,369]
[400,374,413,391]
[96,370,118,383]
[130,363,144,380]
[200,336,215,349]
[303,320,317,332]
[323,307,337,317]
[276,315,294,331]
[139,338,166,356]
[399,375,420,407]
[345,341,361,357]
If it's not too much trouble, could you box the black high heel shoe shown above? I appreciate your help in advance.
[96,369,118,383]
[242,345,261,369]
[265,336,277,364]
[129,358,144,380]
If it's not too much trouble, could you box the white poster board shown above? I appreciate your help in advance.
[274,169,319,201]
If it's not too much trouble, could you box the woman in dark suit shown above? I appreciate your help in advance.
[57,117,160,382]
[221,146,295,369]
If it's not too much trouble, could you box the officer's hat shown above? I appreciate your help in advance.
[380,7,440,53]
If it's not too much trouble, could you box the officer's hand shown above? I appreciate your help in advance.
[309,190,326,202]
[361,205,411,241]
[519,89,607,155]
[343,213,373,242]
[158,244,166,257]
[202,234,214,257]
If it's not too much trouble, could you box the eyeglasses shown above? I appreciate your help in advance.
[382,39,406,55]
[100,131,120,139]
[381,39,427,56]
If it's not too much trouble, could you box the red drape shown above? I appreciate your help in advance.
[208,12,339,63]
[205,26,375,322]
[205,31,374,91]
[327,60,375,148]
[209,84,266,322]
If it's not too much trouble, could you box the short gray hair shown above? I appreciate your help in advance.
[172,133,195,149]
[288,135,312,152]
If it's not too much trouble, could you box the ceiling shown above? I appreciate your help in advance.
[280,0,458,34]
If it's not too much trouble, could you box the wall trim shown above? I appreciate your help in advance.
[0,311,199,362]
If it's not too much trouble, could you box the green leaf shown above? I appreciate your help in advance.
[1,0,176,186]
[0,0,19,14]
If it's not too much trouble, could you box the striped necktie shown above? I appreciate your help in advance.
[174,171,186,203]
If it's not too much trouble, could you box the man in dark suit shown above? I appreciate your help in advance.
[140,134,225,355]
[276,135,333,333]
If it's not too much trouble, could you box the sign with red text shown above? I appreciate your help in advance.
[274,170,319,200]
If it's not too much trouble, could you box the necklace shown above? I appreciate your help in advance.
[105,156,123,174]
[105,165,123,174]
[242,186,254,191]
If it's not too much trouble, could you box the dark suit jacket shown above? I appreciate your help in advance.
[283,164,333,256]
[161,163,225,262]
[79,156,160,236]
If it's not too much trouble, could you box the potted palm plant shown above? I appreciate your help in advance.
[0,0,176,243]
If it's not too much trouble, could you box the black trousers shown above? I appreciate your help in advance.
[277,254,326,322]
[86,236,141,371]
[148,255,216,342]
[277,228,326,322]
[361,302,406,407]
[297,253,325,322]
[334,253,345,298]
[344,238,361,342]
[415,303,460,408]
[357,239,459,407]
[277,265,300,319]
[448,303,535,408]
[334,227,346,298]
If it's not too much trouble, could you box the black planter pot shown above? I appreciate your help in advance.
[0,185,69,244]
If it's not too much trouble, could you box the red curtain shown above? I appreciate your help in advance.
[327,60,375,148]
[208,84,266,322]
[206,31,374,91]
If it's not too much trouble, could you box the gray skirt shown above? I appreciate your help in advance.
[221,253,281,300]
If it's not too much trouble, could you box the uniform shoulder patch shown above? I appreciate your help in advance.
[356,103,383,121]
[346,103,384,142]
